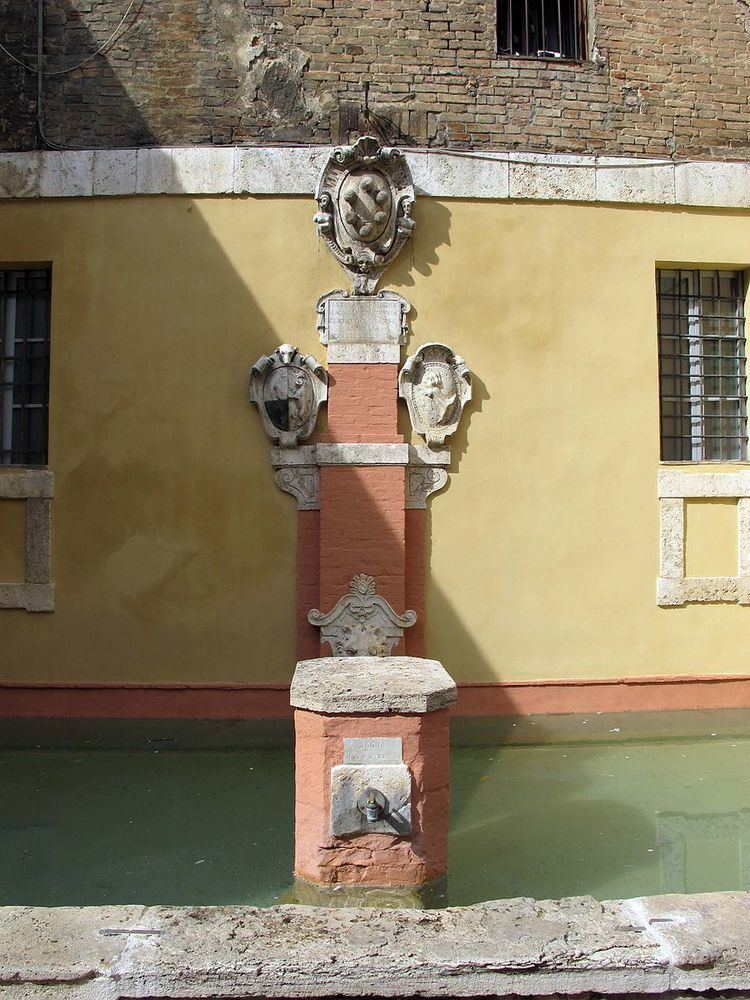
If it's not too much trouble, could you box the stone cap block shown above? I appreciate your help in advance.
[290,656,457,715]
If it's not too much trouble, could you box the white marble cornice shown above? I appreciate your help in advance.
[1,147,749,208]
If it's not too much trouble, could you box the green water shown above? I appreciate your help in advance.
[1,712,749,906]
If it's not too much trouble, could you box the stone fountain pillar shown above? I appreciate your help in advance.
[291,656,456,887]
[248,137,473,892]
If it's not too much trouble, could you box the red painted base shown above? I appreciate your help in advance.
[294,708,450,887]
[4,674,750,718]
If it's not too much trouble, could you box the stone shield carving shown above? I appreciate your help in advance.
[249,344,327,448]
[399,343,472,448]
[308,574,416,656]
[314,136,415,296]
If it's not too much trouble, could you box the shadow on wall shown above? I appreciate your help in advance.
[1,0,412,150]
[0,3,663,910]
[3,0,508,700]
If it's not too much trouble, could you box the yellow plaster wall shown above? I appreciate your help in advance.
[685,500,738,578]
[0,500,26,582]
[0,195,748,685]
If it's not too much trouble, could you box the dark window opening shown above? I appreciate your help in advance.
[658,268,747,463]
[0,268,51,466]
[497,0,585,59]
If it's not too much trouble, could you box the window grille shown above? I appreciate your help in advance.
[497,0,585,59]
[657,269,747,462]
[0,268,51,466]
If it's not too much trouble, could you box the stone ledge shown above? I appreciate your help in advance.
[270,445,450,469]
[0,891,748,997]
[0,468,54,499]
[291,656,458,714]
[658,468,750,498]
[2,147,750,208]
[0,582,55,612]
[316,443,410,466]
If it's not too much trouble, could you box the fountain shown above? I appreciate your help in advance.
[249,137,472,896]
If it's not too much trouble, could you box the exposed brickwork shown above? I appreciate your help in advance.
[404,509,426,658]
[0,4,37,149]
[319,466,406,650]
[294,707,451,886]
[323,365,402,444]
[297,509,320,660]
[1,0,749,158]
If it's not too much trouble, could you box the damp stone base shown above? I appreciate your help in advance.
[290,656,457,887]
[1,892,749,998]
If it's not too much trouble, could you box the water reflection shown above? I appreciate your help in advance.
[658,809,750,894]
[447,723,750,904]
[2,714,750,906]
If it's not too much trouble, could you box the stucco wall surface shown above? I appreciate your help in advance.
[0,194,749,686]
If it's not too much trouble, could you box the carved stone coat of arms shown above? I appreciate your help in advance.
[314,136,416,295]
[399,343,472,447]
[248,344,327,448]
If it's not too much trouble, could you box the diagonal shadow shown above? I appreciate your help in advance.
[0,3,660,906]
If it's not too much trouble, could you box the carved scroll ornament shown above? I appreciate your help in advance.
[314,136,416,295]
[399,343,472,448]
[248,344,327,448]
[308,574,416,656]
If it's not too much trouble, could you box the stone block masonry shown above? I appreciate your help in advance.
[2,0,750,159]
[2,892,749,996]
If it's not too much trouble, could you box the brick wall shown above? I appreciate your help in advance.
[1,0,749,158]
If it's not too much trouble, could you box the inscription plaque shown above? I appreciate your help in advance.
[343,737,403,765]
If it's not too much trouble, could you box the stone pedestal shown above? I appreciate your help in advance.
[291,656,457,888]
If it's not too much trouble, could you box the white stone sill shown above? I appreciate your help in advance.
[0,467,53,499]
[0,891,748,997]
[0,146,749,208]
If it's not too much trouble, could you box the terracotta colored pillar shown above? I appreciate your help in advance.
[291,656,456,887]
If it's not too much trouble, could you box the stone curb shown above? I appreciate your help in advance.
[0,891,748,997]
[1,147,749,208]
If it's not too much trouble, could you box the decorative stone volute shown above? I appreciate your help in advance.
[248,344,327,448]
[399,343,472,448]
[308,574,417,656]
[314,136,416,295]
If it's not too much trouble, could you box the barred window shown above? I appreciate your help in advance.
[497,0,585,59]
[0,268,51,466]
[657,269,747,462]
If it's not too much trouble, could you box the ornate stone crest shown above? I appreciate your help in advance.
[249,344,327,448]
[314,136,416,295]
[399,343,472,448]
[308,574,417,657]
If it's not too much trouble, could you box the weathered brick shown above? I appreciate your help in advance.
[1,0,749,158]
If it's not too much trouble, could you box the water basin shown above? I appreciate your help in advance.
[1,710,749,907]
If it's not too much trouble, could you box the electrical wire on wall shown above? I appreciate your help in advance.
[0,0,138,149]
[0,3,686,165]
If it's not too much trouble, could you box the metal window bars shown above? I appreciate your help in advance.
[657,269,748,462]
[0,268,51,466]
[497,0,585,59]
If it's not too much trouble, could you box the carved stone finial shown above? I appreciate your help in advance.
[399,343,472,448]
[308,574,417,656]
[314,136,416,296]
[248,344,327,448]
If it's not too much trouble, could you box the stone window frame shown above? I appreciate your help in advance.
[0,468,54,612]
[657,469,750,607]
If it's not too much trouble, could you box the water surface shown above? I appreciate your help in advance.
[1,711,748,906]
